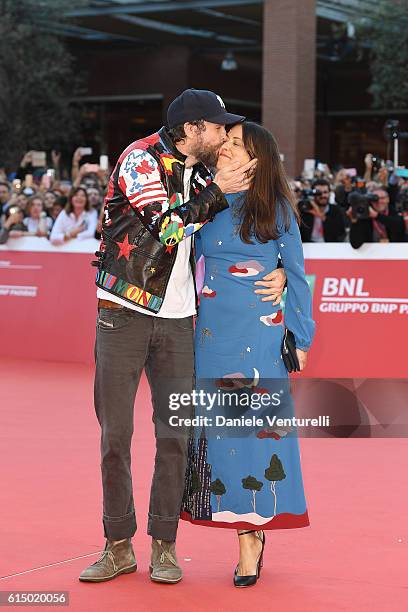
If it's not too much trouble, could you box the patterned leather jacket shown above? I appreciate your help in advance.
[94,127,228,313]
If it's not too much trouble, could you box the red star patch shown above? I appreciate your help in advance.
[116,234,136,260]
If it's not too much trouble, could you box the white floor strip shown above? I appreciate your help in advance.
[0,551,102,581]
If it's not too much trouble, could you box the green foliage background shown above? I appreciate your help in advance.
[0,0,86,170]
[357,0,408,110]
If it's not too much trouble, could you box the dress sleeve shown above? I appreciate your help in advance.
[276,202,316,351]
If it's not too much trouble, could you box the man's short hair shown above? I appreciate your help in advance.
[168,119,206,144]
[312,178,330,190]
[0,181,10,191]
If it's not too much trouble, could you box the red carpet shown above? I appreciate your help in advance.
[0,358,407,611]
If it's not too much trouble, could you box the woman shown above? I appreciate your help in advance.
[23,195,52,236]
[50,187,97,245]
[43,190,58,212]
[181,122,315,587]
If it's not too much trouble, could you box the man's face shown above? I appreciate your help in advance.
[0,185,10,204]
[314,184,330,207]
[372,190,389,213]
[187,122,228,169]
[87,188,101,208]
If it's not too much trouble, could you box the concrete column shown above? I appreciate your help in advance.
[262,0,316,177]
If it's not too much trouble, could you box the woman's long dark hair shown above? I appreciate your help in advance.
[236,121,300,244]
[66,187,90,214]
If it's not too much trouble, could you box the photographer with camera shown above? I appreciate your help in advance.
[364,153,400,210]
[347,187,405,248]
[0,206,27,244]
[334,169,354,209]
[298,178,346,242]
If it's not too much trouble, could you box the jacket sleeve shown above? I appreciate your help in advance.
[324,206,346,242]
[194,231,203,261]
[376,212,405,242]
[349,218,372,249]
[276,203,316,351]
[118,148,228,247]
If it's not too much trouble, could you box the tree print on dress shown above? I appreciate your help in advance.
[264,454,286,517]
[210,478,226,512]
[242,475,263,513]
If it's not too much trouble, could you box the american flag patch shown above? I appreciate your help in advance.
[129,180,168,212]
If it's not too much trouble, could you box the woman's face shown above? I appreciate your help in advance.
[30,199,43,218]
[44,191,57,209]
[16,194,28,210]
[72,190,87,212]
[216,124,251,170]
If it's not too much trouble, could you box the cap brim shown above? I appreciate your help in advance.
[206,112,245,126]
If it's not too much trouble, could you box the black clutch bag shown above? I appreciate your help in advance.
[281,328,301,372]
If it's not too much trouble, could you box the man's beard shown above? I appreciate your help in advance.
[191,136,221,170]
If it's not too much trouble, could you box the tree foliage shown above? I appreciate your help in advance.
[357,0,408,109]
[210,478,226,512]
[210,478,226,496]
[264,454,286,483]
[0,0,86,170]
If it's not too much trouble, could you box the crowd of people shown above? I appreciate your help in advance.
[0,148,105,246]
[1,149,407,248]
[290,153,408,247]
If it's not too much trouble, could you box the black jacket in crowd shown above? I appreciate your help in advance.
[349,211,406,249]
[300,204,346,243]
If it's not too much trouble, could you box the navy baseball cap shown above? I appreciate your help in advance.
[167,89,245,129]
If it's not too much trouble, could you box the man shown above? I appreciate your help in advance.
[348,187,405,248]
[0,181,12,218]
[300,178,346,243]
[79,89,285,585]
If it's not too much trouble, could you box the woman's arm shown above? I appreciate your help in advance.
[49,211,67,245]
[276,203,316,351]
[77,210,98,240]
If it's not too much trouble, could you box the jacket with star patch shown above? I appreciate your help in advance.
[94,127,228,313]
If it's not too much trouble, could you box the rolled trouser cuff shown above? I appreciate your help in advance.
[103,510,137,541]
[147,514,179,542]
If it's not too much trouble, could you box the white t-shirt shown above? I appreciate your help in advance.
[96,167,196,318]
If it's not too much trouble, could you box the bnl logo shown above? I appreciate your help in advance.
[323,278,368,296]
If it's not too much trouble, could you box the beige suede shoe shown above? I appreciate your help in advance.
[79,539,137,582]
[149,539,182,584]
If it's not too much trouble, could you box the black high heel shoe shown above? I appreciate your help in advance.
[233,530,266,588]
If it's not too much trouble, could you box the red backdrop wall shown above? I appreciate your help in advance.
[1,239,407,377]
